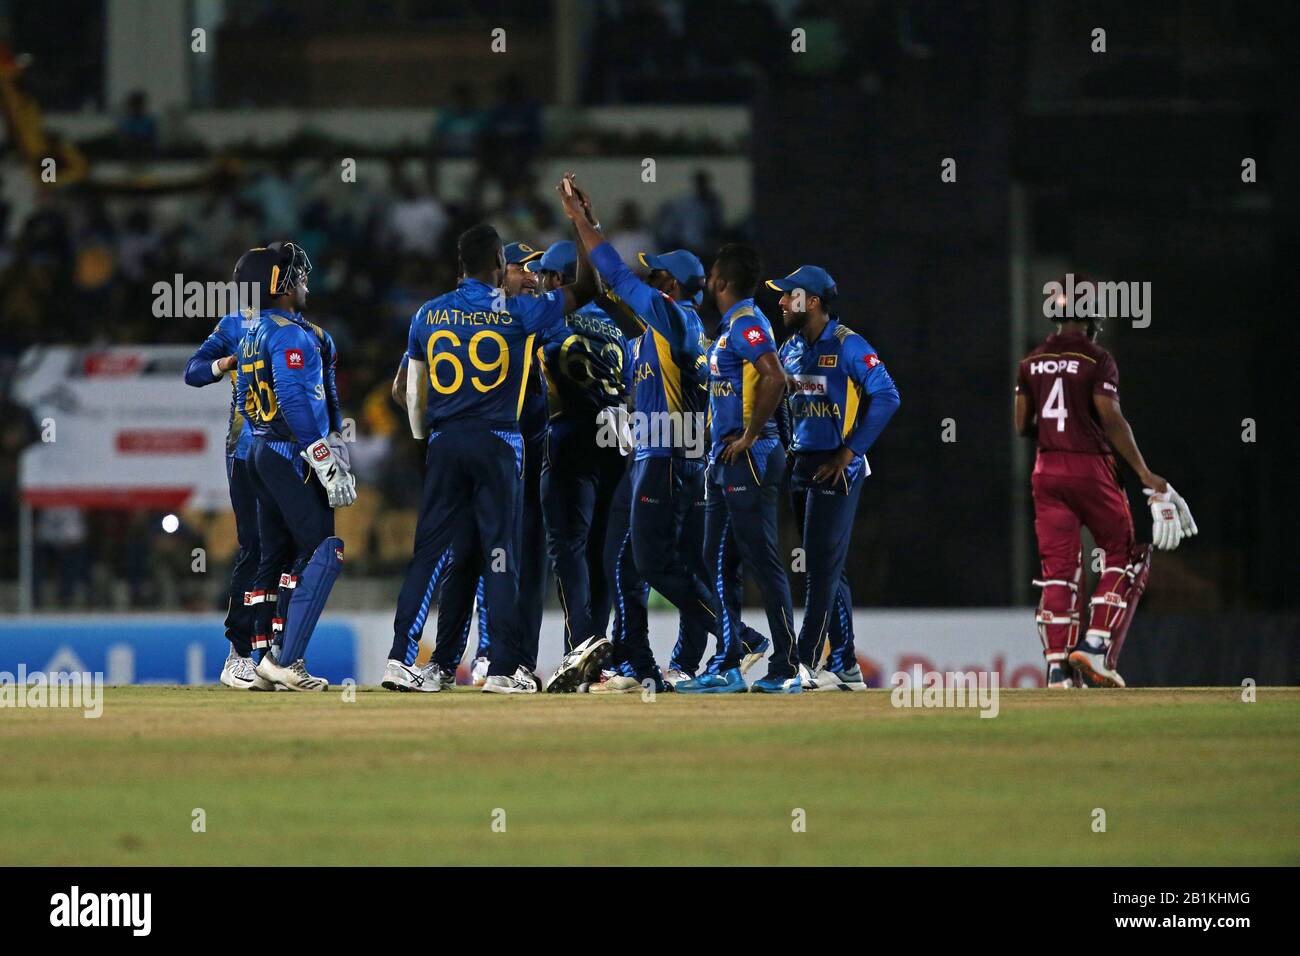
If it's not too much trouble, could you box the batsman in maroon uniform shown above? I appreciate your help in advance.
[1015,283,1197,688]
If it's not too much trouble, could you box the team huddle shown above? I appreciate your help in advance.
[185,175,1192,695]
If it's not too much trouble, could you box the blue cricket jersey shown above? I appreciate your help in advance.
[780,317,900,478]
[185,311,258,460]
[538,298,629,421]
[590,241,708,459]
[407,277,566,431]
[235,308,341,453]
[706,298,780,461]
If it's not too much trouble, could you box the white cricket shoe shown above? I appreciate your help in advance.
[482,667,539,695]
[381,659,440,693]
[831,662,869,691]
[662,667,691,687]
[799,664,852,692]
[255,651,329,692]
[544,636,612,693]
[470,657,490,687]
[249,661,278,692]
[589,674,642,695]
[219,648,257,689]
[1068,647,1126,688]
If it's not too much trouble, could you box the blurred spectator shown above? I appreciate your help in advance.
[654,169,723,254]
[116,208,160,283]
[35,506,91,607]
[116,90,159,155]
[609,201,654,263]
[242,159,300,238]
[478,73,543,189]
[384,164,449,258]
[0,384,39,578]
[432,83,487,158]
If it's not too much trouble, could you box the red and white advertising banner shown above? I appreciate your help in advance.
[14,346,233,510]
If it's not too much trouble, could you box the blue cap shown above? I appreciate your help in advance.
[528,240,576,280]
[503,241,543,267]
[638,250,706,297]
[766,265,838,303]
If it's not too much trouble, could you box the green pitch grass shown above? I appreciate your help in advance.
[1,687,1297,865]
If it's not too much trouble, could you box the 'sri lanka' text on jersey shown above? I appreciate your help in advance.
[588,241,707,458]
[1015,329,1120,456]
[235,309,343,450]
[779,317,899,457]
[407,277,567,430]
[707,299,780,460]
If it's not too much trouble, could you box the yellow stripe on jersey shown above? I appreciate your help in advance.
[842,379,861,440]
[604,289,646,333]
[651,327,683,413]
[516,333,537,420]
[742,362,760,428]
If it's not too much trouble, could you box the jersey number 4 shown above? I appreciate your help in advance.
[1042,377,1068,432]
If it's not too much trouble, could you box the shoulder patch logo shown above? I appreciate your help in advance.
[286,348,304,369]
[743,326,767,347]
[818,354,838,368]
[864,353,880,369]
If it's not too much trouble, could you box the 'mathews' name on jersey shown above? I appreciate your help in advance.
[422,308,516,327]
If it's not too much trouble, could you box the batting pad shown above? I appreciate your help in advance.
[279,537,344,664]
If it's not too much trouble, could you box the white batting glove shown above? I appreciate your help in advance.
[1168,484,1198,539]
[1144,487,1184,551]
[302,437,358,509]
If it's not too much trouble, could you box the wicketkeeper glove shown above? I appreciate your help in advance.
[1144,485,1196,551]
[327,430,351,471]
[302,437,358,509]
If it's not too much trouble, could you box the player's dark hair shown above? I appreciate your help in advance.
[457,224,503,277]
[713,243,761,298]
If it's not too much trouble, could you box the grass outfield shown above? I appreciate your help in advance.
[1,686,1297,866]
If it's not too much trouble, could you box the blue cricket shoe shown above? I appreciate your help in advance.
[750,672,802,694]
[675,667,748,694]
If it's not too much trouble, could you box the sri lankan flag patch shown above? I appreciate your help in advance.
[818,354,838,368]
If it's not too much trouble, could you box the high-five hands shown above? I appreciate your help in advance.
[556,172,596,225]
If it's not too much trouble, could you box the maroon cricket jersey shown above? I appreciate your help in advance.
[1016,331,1120,461]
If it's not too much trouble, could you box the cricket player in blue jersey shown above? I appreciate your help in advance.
[418,240,549,688]
[526,236,632,692]
[234,242,356,691]
[677,244,800,694]
[384,215,597,694]
[771,266,900,690]
[184,275,260,688]
[563,185,772,690]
